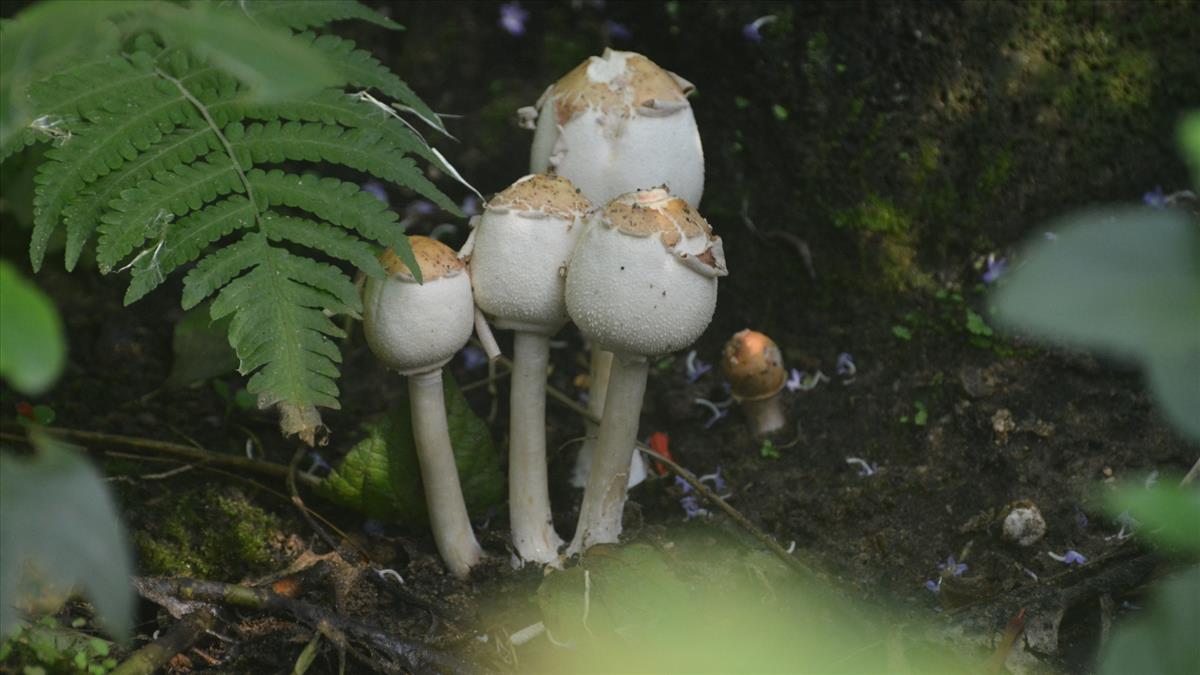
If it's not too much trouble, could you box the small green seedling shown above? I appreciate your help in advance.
[759,439,780,459]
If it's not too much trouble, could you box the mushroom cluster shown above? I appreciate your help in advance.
[360,48,723,575]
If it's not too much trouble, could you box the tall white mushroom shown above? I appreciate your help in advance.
[362,237,483,578]
[564,187,727,554]
[467,174,592,565]
[519,48,706,490]
[521,48,704,206]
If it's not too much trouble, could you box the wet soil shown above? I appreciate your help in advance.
[2,1,1197,674]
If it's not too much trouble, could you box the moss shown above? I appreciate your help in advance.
[134,488,282,579]
[833,194,910,234]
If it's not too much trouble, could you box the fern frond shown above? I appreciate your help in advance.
[297,32,444,134]
[30,68,230,270]
[239,0,403,32]
[228,120,456,212]
[124,196,256,304]
[180,230,265,309]
[61,124,221,270]
[246,169,402,248]
[96,158,243,272]
[26,53,161,130]
[261,212,385,278]
[207,241,359,418]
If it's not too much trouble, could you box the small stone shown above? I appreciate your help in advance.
[1003,503,1047,546]
[992,408,1016,445]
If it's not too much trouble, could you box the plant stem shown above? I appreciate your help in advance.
[572,348,612,486]
[508,332,564,564]
[408,369,482,578]
[567,353,648,555]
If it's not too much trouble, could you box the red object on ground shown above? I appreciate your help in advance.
[648,431,673,476]
[15,402,35,421]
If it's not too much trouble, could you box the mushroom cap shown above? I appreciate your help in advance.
[565,187,727,357]
[470,175,592,334]
[363,236,474,375]
[529,49,704,207]
[721,330,787,401]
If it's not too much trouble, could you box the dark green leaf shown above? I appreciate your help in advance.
[0,434,134,638]
[1099,567,1200,675]
[317,375,503,527]
[1106,483,1200,553]
[0,261,66,395]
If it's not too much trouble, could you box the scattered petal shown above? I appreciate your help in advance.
[694,398,728,428]
[1048,549,1087,565]
[940,555,967,577]
[698,467,727,493]
[925,579,941,594]
[982,254,1008,284]
[460,194,482,216]
[1143,185,1166,209]
[742,15,777,43]
[785,368,804,392]
[680,495,709,520]
[835,352,856,377]
[685,350,712,383]
[362,180,389,205]
[499,2,529,36]
[460,345,488,371]
[604,19,631,40]
[845,457,877,477]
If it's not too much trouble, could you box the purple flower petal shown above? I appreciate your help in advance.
[785,368,804,392]
[1143,185,1166,209]
[604,20,631,40]
[362,181,389,205]
[925,579,941,594]
[499,2,529,36]
[460,345,488,371]
[982,255,1008,284]
[836,352,856,376]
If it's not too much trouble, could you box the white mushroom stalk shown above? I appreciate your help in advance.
[362,237,483,578]
[565,187,727,554]
[467,174,592,565]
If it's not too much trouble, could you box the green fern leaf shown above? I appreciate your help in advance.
[261,212,385,278]
[124,196,256,304]
[229,120,457,213]
[246,169,418,275]
[96,158,243,272]
[61,124,221,271]
[181,231,265,310]
[240,0,403,32]
[200,240,360,442]
[26,53,161,131]
[30,81,211,271]
[297,33,445,134]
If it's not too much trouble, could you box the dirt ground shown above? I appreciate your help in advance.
[2,1,1197,674]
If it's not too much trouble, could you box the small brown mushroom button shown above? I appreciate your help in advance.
[721,329,787,437]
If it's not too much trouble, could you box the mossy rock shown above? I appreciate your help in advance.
[134,487,283,580]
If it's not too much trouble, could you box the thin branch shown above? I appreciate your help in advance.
[0,428,319,487]
[110,607,217,675]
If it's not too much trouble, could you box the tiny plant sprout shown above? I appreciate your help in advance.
[466,174,592,566]
[520,49,704,207]
[721,329,788,437]
[362,237,483,578]
[564,187,727,554]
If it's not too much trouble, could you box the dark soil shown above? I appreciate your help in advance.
[2,1,1197,674]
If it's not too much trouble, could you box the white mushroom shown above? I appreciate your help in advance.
[721,330,788,437]
[520,49,706,491]
[362,237,483,578]
[523,48,704,206]
[564,187,727,554]
[468,174,592,565]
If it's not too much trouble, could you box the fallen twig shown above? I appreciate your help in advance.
[0,427,320,488]
[132,576,480,674]
[110,607,217,675]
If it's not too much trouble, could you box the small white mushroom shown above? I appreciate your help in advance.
[468,174,592,565]
[362,237,483,578]
[721,330,788,437]
[564,187,727,554]
[1002,502,1047,547]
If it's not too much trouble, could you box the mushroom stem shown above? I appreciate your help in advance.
[743,396,786,437]
[508,331,564,564]
[572,349,613,486]
[567,353,648,554]
[408,368,483,578]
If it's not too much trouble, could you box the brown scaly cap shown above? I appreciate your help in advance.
[544,49,694,125]
[380,236,464,281]
[601,187,714,248]
[486,174,592,219]
[722,329,787,401]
